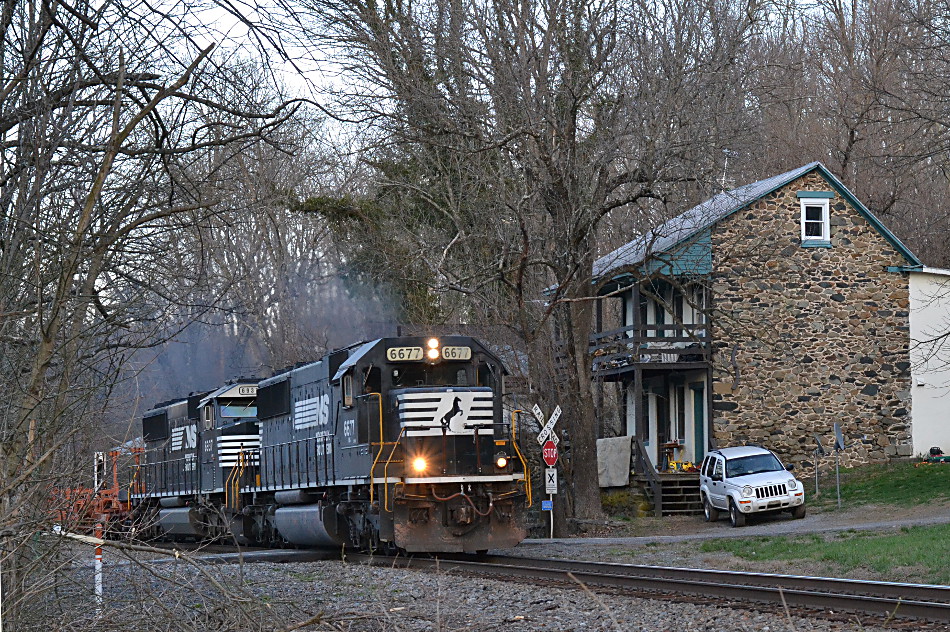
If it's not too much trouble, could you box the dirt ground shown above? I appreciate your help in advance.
[574,497,950,539]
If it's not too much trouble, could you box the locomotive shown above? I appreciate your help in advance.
[132,335,530,553]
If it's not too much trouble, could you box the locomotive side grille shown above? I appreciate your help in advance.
[217,434,260,466]
[397,390,494,436]
[754,483,787,499]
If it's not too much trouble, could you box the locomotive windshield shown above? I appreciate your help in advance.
[219,399,257,418]
[392,365,471,387]
[390,361,500,389]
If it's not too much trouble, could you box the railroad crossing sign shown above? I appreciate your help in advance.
[534,404,561,446]
[542,440,558,467]
[545,467,558,494]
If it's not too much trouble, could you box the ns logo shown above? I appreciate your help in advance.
[171,424,198,451]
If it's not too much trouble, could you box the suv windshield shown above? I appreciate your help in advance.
[725,453,784,478]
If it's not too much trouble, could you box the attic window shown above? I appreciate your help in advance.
[797,191,833,246]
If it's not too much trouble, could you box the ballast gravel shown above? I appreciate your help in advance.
[217,558,907,631]
[51,543,950,632]
[47,502,950,631]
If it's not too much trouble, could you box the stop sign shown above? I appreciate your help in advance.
[542,440,558,466]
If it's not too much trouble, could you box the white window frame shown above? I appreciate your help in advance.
[800,198,830,242]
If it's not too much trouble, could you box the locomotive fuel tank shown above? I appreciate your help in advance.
[273,504,346,547]
[157,507,203,538]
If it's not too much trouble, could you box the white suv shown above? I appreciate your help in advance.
[699,446,806,527]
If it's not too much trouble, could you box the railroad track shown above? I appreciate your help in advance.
[344,552,950,623]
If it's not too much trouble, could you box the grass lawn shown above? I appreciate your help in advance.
[811,460,950,508]
[699,523,950,585]
[700,462,950,584]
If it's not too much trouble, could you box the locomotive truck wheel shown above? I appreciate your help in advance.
[702,495,719,522]
[728,499,746,527]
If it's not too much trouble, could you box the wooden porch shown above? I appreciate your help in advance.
[590,322,711,379]
[631,438,702,516]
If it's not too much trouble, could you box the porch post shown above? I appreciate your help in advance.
[706,364,715,452]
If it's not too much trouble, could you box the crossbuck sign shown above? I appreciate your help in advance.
[533,404,561,446]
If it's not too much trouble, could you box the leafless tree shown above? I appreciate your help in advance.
[0,0,301,625]
[267,0,763,525]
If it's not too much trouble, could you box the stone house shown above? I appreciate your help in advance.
[591,162,933,475]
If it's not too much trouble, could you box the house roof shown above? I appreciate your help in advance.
[593,162,921,281]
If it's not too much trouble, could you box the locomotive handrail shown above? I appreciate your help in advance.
[383,427,406,513]
[510,410,532,507]
[365,392,386,506]
[261,436,336,491]
[224,448,248,510]
[128,463,142,500]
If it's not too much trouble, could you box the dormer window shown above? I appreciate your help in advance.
[797,191,834,247]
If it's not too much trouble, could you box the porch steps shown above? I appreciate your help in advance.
[633,473,702,516]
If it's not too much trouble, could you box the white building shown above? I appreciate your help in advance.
[909,268,950,457]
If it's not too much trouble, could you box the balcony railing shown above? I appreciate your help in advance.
[590,323,710,373]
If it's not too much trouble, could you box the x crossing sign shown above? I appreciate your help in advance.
[535,405,561,446]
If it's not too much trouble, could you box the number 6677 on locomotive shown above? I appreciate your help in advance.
[132,336,530,553]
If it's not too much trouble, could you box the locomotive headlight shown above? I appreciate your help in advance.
[494,452,509,469]
[427,338,440,349]
[412,457,428,473]
[427,348,440,360]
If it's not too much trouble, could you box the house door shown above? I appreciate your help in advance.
[691,383,705,464]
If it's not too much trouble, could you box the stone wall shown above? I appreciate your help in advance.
[709,171,913,470]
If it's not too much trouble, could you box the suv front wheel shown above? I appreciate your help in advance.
[728,499,746,527]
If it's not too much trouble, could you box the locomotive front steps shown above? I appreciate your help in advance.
[632,473,702,516]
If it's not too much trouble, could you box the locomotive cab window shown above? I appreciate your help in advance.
[201,405,214,430]
[342,374,354,408]
[363,366,381,394]
[478,363,497,389]
[220,398,257,420]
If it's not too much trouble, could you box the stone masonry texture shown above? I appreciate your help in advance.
[709,171,912,470]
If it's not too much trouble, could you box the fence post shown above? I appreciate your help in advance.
[94,522,103,614]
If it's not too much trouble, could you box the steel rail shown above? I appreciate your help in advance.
[474,554,950,604]
[345,553,950,623]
